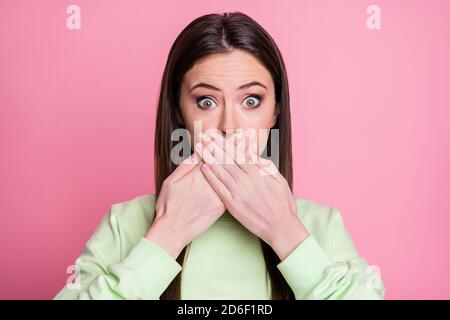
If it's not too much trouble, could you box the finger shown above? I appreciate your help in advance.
[238,132,279,178]
[254,155,285,182]
[170,153,200,182]
[247,132,259,163]
[243,133,259,165]
[202,132,227,164]
[234,132,259,174]
[182,152,201,165]
[233,131,251,165]
[204,132,244,180]
[194,138,216,165]
[200,163,233,204]
[195,140,237,188]
[209,131,242,165]
[256,157,282,180]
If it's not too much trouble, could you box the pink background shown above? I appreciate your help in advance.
[1,0,449,299]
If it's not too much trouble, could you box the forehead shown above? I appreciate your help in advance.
[183,49,273,90]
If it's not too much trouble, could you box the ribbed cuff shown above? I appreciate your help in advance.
[277,235,333,299]
[120,237,182,299]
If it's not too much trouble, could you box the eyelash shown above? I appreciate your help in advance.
[196,94,263,110]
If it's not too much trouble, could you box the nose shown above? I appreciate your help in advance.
[217,104,241,137]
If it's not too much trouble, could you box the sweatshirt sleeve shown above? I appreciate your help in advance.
[276,208,385,300]
[53,207,182,300]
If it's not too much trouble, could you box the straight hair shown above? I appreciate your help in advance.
[154,12,294,299]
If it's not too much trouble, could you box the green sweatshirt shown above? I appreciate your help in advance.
[53,195,385,300]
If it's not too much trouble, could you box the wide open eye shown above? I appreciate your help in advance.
[197,96,218,110]
[242,95,262,109]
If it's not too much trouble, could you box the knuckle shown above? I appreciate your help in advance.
[259,157,270,165]
[232,190,243,203]
[162,177,172,187]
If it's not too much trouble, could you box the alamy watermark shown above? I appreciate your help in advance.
[170,121,280,176]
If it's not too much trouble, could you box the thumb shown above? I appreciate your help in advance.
[171,153,201,182]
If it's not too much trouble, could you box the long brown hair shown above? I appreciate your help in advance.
[154,12,294,299]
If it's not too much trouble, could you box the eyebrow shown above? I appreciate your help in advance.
[189,81,268,93]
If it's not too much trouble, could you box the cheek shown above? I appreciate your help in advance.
[241,98,276,127]
[180,97,213,143]
[238,109,275,155]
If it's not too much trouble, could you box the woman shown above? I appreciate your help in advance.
[54,12,385,300]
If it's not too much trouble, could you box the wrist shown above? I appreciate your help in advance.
[145,217,186,260]
[269,215,309,261]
